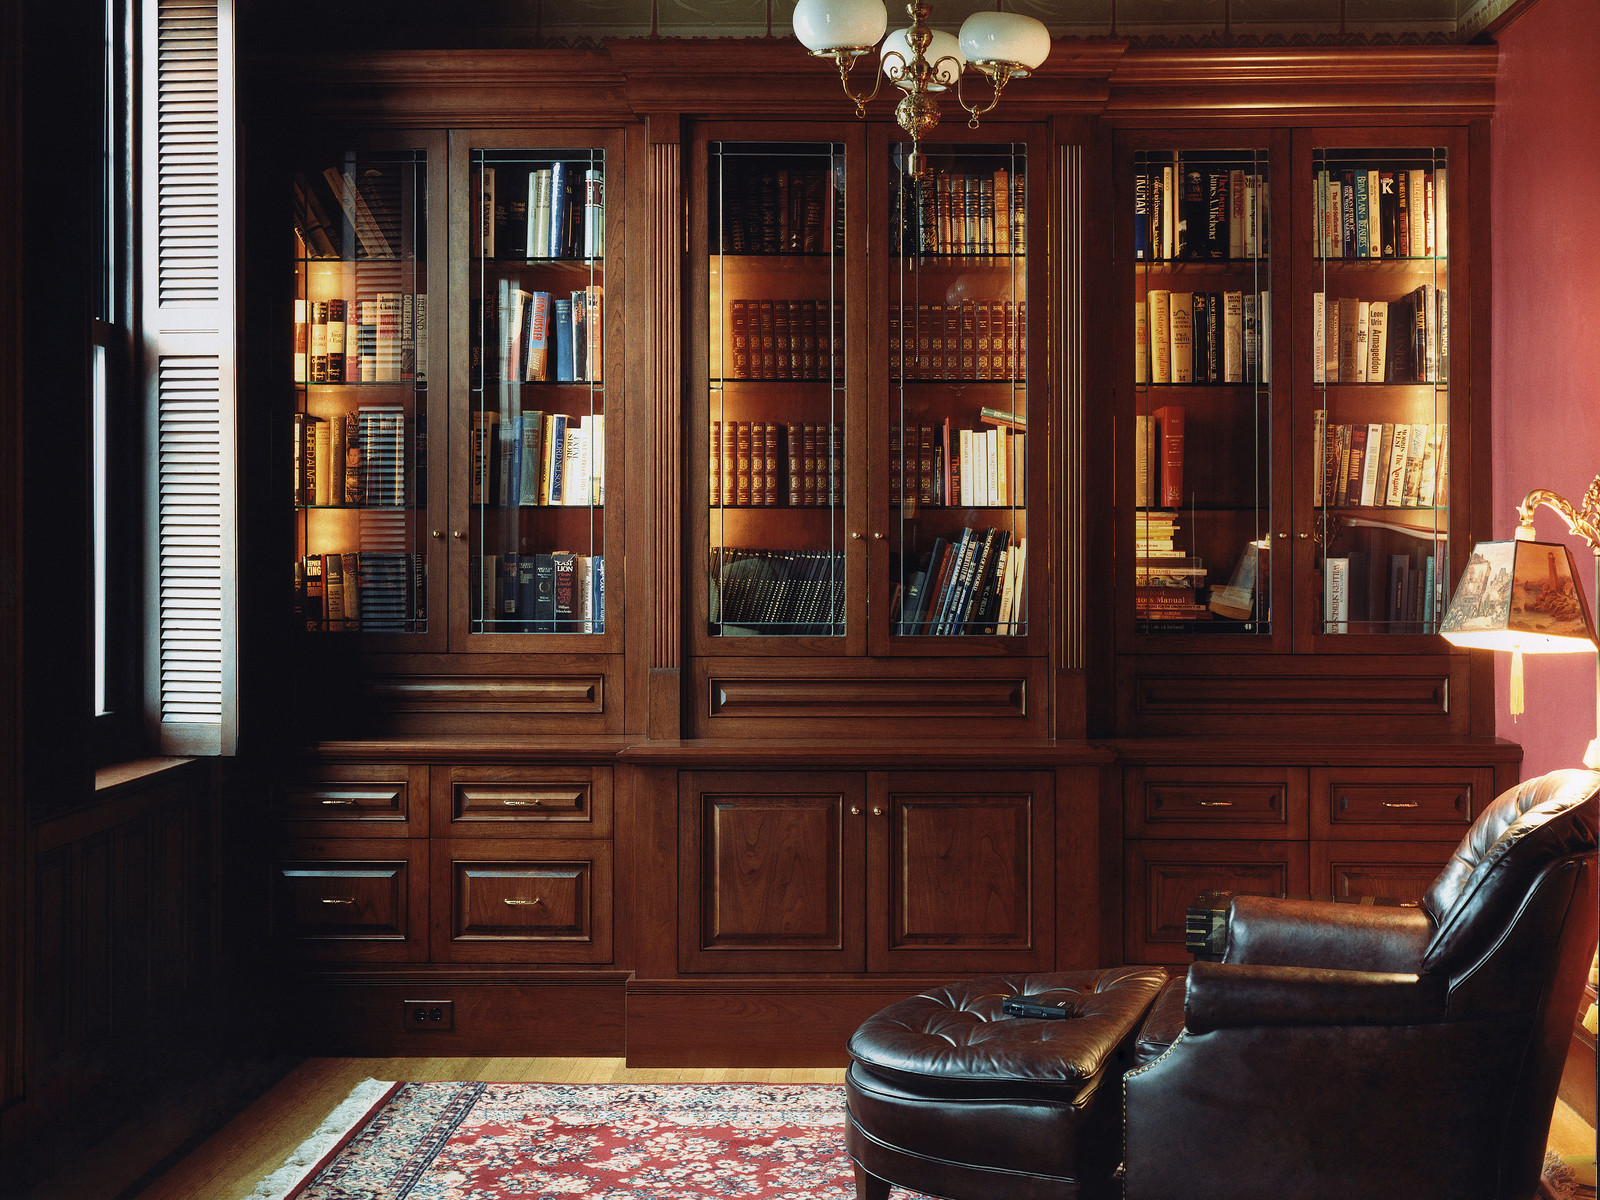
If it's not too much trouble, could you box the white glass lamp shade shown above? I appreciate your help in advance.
[793,0,888,53]
[959,10,1050,74]
[881,26,965,89]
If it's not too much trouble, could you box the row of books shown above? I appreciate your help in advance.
[293,407,409,508]
[1314,287,1446,384]
[294,166,412,261]
[898,528,1027,636]
[894,167,1027,257]
[472,409,603,508]
[471,552,606,633]
[1137,290,1269,385]
[1315,416,1448,510]
[1316,164,1445,259]
[1324,545,1446,630]
[888,300,1028,381]
[716,163,843,256]
[725,299,844,381]
[711,548,845,632]
[474,162,604,261]
[1133,407,1186,509]
[1134,163,1267,261]
[481,283,604,384]
[891,420,1026,509]
[710,421,841,508]
[295,552,424,632]
[294,294,427,386]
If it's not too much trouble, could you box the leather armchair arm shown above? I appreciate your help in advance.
[1184,961,1448,1033]
[1226,894,1434,971]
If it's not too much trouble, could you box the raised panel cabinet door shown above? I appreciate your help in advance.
[432,838,613,964]
[1125,840,1310,965]
[678,771,866,973]
[269,840,429,963]
[1311,840,1457,905]
[866,770,1054,973]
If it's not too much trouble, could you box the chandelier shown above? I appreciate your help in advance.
[792,0,1051,177]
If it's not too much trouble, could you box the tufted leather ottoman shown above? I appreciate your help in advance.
[845,967,1169,1200]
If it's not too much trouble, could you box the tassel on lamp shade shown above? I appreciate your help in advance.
[1439,476,1600,764]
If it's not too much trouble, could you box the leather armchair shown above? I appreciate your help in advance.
[1123,768,1599,1200]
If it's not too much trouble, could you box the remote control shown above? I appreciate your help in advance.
[1001,996,1072,1019]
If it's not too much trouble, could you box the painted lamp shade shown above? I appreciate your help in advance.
[1440,539,1597,652]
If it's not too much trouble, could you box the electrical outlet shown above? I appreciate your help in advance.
[401,999,454,1031]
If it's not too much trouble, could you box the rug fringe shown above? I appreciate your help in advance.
[244,1077,400,1200]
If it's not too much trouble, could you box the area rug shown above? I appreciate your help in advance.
[250,1080,925,1200]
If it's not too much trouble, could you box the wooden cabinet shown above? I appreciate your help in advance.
[269,839,430,962]
[680,769,1053,974]
[433,838,613,963]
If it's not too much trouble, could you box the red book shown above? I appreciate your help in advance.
[1154,405,1185,507]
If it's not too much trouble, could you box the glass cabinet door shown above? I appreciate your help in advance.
[705,141,849,640]
[292,149,433,641]
[1130,146,1275,640]
[1310,145,1450,638]
[467,146,609,640]
[887,143,1030,642]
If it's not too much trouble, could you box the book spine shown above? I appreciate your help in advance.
[583,168,604,259]
[1154,405,1185,508]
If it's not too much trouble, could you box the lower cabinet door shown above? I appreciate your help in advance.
[434,839,613,963]
[866,770,1055,974]
[270,840,430,963]
[679,771,867,973]
[1311,840,1457,905]
[1125,840,1310,965]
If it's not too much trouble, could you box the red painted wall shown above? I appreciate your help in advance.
[1491,0,1600,779]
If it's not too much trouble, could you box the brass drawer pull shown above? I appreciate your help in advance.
[1382,801,1421,809]
[320,897,356,905]
[1198,800,1234,807]
[501,799,546,808]
[504,897,544,906]
[319,798,358,806]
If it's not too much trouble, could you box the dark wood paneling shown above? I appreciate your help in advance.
[368,673,604,713]
[432,838,613,964]
[1125,765,1308,839]
[678,771,865,973]
[430,763,613,838]
[1125,840,1309,964]
[866,770,1054,974]
[1310,766,1489,839]
[269,839,429,962]
[1311,840,1458,904]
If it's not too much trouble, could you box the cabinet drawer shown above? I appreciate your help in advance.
[276,764,429,837]
[1312,840,1456,905]
[433,839,612,964]
[1125,767,1308,839]
[270,840,428,962]
[431,765,613,838]
[1125,840,1310,965]
[1311,767,1491,838]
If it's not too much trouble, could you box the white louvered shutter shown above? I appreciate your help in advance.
[141,0,236,753]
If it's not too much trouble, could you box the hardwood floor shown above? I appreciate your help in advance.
[22,1057,1592,1200]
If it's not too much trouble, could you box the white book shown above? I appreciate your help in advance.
[1134,301,1149,385]
[1354,301,1370,383]
[1223,290,1245,384]
[1407,168,1427,260]
[589,414,605,505]
[994,547,1015,632]
[1134,415,1152,509]
[1402,422,1430,507]
[1359,422,1384,506]
[985,428,999,506]
[566,424,588,506]
[1384,423,1413,506]
[1161,165,1176,259]
[1148,290,1172,384]
[1168,291,1194,384]
[1366,300,1388,382]
[480,166,496,259]
[1312,291,1325,384]
[1010,538,1027,627]
[1417,425,1441,508]
[530,168,552,260]
[958,429,974,507]
[1325,557,1349,633]
[1434,167,1448,258]
[312,418,331,506]
[995,426,1010,507]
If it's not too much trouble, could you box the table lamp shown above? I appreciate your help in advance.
[1439,475,1600,769]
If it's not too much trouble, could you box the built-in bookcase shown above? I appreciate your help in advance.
[888,143,1031,641]
[1309,144,1451,638]
[291,149,432,639]
[1126,144,1278,643]
[468,146,609,639]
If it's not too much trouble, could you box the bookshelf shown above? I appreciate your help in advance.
[292,149,435,643]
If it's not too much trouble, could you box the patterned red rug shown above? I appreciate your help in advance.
[254,1080,916,1200]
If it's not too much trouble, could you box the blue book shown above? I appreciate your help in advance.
[548,161,568,258]
[554,298,574,382]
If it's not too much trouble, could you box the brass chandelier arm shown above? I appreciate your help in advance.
[824,47,888,118]
[952,63,1013,128]
[1517,475,1600,552]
